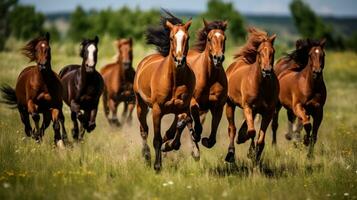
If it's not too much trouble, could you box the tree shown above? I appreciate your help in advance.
[201,0,245,42]
[290,0,343,49]
[0,0,17,51]
[68,6,92,41]
[8,4,45,39]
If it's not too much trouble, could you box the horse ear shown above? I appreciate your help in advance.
[94,36,99,44]
[222,20,228,29]
[166,20,174,30]
[128,37,133,44]
[269,34,277,44]
[320,38,326,47]
[45,32,50,42]
[184,19,192,30]
[203,18,209,27]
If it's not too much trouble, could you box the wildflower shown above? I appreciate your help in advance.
[344,193,349,196]
[186,185,192,189]
[162,183,168,187]
[2,182,10,188]
[167,181,174,185]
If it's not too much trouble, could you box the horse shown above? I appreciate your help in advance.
[59,36,104,141]
[134,11,197,171]
[271,38,326,158]
[224,27,278,163]
[0,33,67,147]
[101,38,135,127]
[165,19,228,149]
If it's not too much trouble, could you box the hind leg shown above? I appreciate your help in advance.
[136,95,150,164]
[18,106,32,137]
[109,99,120,127]
[71,111,79,141]
[308,108,323,158]
[285,109,297,140]
[294,104,311,147]
[163,115,178,143]
[237,106,256,144]
[51,109,64,148]
[225,101,236,163]
[58,110,68,143]
[251,112,273,162]
[271,103,281,145]
[27,100,41,141]
[126,102,135,123]
[40,111,51,138]
[202,103,224,148]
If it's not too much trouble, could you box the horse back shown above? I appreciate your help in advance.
[59,64,80,78]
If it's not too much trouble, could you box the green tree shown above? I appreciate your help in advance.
[290,0,343,49]
[0,0,17,51]
[8,4,45,39]
[201,0,245,42]
[68,6,92,41]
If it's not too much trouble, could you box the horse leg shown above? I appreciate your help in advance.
[237,106,255,144]
[71,111,79,141]
[152,104,162,171]
[190,99,202,142]
[271,103,282,145]
[252,112,273,162]
[58,110,68,144]
[109,99,120,127]
[87,107,98,133]
[18,106,32,137]
[294,103,311,146]
[79,110,90,141]
[163,115,178,143]
[40,111,51,138]
[136,95,150,164]
[51,108,65,149]
[225,101,236,163]
[102,88,110,122]
[200,112,208,125]
[308,108,323,158]
[122,101,128,118]
[70,100,82,122]
[126,102,135,123]
[161,113,187,152]
[28,100,41,142]
[185,114,200,161]
[285,109,297,141]
[202,104,224,148]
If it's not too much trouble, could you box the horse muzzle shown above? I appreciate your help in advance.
[212,54,225,67]
[123,62,132,69]
[174,56,186,67]
[262,68,273,78]
[85,65,95,72]
[313,70,322,79]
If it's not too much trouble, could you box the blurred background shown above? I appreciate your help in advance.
[1,0,357,54]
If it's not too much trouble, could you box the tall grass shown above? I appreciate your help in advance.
[0,39,356,199]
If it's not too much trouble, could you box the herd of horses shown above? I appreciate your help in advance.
[0,11,326,171]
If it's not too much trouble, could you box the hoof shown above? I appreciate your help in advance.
[285,132,292,140]
[303,135,310,146]
[191,143,200,161]
[87,123,96,133]
[77,112,84,122]
[161,140,180,152]
[237,130,255,144]
[225,151,235,163]
[154,163,161,172]
[201,137,216,148]
[56,140,65,149]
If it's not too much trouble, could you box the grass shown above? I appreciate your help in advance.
[0,38,356,199]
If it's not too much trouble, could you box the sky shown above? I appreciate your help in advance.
[19,0,357,17]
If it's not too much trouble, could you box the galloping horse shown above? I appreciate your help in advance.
[0,33,67,147]
[272,39,326,157]
[225,27,278,163]
[178,19,228,149]
[59,36,104,141]
[134,11,197,171]
[101,38,135,126]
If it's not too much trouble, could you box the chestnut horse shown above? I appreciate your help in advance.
[176,19,228,149]
[59,36,104,141]
[0,33,67,147]
[101,38,135,127]
[272,39,326,158]
[134,11,197,171]
[225,28,278,163]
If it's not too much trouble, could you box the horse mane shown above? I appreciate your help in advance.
[285,39,322,68]
[80,36,99,58]
[193,20,227,52]
[21,36,48,62]
[234,27,269,64]
[146,9,183,57]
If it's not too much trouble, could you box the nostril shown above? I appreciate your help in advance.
[213,55,217,59]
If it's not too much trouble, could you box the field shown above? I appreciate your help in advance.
[0,37,356,200]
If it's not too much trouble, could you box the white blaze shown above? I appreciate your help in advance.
[315,49,319,54]
[87,44,96,66]
[214,32,222,38]
[175,30,185,54]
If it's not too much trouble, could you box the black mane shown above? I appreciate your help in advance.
[80,36,99,58]
[146,10,183,56]
[193,20,227,52]
[285,39,322,68]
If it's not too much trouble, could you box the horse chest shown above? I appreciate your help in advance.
[163,85,191,108]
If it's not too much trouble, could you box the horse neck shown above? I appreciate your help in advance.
[38,64,54,86]
[201,47,215,80]
[250,59,263,85]
[301,59,318,90]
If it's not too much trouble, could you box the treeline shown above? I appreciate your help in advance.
[1,0,357,52]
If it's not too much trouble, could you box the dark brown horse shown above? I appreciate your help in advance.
[225,27,278,163]
[272,38,326,158]
[0,33,67,147]
[134,11,197,171]
[59,36,104,141]
[180,19,228,149]
[101,38,135,126]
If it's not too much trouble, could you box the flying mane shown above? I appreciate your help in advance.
[193,20,227,52]
[21,35,48,62]
[285,39,322,68]
[146,10,183,57]
[233,27,269,64]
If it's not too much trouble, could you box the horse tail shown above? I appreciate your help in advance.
[0,84,18,109]
[102,87,110,118]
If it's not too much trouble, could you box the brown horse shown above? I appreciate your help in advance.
[225,27,278,163]
[175,19,228,149]
[134,11,197,171]
[0,33,67,147]
[271,38,326,158]
[101,38,135,127]
[59,36,104,141]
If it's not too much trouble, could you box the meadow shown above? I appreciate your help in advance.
[0,36,356,199]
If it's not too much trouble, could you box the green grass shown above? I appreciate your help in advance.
[0,39,356,199]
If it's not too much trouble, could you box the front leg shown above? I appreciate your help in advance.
[201,103,224,148]
[152,104,162,171]
[225,100,236,163]
[308,107,323,158]
[70,99,83,122]
[294,103,311,146]
[87,107,98,133]
[237,106,256,144]
[190,98,202,142]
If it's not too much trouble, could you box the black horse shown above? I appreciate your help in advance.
[59,36,104,141]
